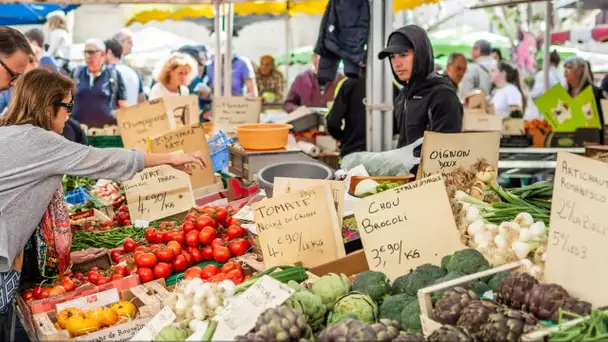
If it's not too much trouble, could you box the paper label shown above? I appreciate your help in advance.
[211,96,261,133]
[123,165,196,222]
[163,95,200,129]
[418,131,501,178]
[130,306,176,341]
[253,185,343,267]
[353,174,464,280]
[115,99,171,152]
[55,288,120,313]
[233,205,255,221]
[544,152,608,306]
[213,276,294,340]
[33,313,56,336]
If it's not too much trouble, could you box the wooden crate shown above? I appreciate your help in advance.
[417,260,527,337]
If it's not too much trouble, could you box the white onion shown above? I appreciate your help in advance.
[468,219,485,236]
[192,304,205,321]
[512,241,532,260]
[494,235,508,250]
[206,295,221,310]
[466,206,481,224]
[218,280,236,297]
[519,228,533,242]
[185,278,204,295]
[514,212,534,228]
[189,319,208,333]
[529,221,547,238]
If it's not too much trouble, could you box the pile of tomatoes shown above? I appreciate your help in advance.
[183,261,249,284]
[109,205,252,284]
[23,274,78,302]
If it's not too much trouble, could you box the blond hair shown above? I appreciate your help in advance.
[154,52,198,86]
[48,15,67,31]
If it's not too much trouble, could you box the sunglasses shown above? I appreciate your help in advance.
[58,100,74,114]
[0,59,20,84]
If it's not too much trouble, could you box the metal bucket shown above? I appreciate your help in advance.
[257,161,334,198]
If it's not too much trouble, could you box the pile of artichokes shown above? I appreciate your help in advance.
[235,307,313,342]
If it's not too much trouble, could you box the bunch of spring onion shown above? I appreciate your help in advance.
[464,207,547,276]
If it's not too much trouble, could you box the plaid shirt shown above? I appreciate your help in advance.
[256,69,285,100]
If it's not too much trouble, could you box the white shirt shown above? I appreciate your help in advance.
[525,66,567,120]
[47,29,71,59]
[491,83,523,117]
[115,64,141,106]
[148,83,189,100]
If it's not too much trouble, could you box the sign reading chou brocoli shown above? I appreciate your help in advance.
[353,174,464,280]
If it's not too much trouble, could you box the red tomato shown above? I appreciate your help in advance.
[155,248,175,263]
[185,231,199,247]
[221,261,240,274]
[109,247,124,263]
[116,265,130,277]
[97,277,111,285]
[210,273,227,282]
[214,208,228,224]
[60,277,76,292]
[145,228,156,242]
[23,289,35,302]
[136,253,158,268]
[172,255,188,272]
[32,286,43,299]
[124,219,132,226]
[213,246,232,263]
[198,226,217,245]
[122,238,137,252]
[111,273,124,280]
[90,266,100,272]
[153,232,164,244]
[226,225,245,239]
[161,231,172,243]
[167,241,182,255]
[87,271,101,285]
[137,268,155,283]
[149,244,161,251]
[201,264,221,280]
[153,263,173,279]
[211,238,223,248]
[189,248,204,263]
[135,246,148,253]
[171,231,185,245]
[225,269,244,284]
[182,251,194,266]
[195,215,217,230]
[40,287,52,299]
[229,239,250,256]
[184,215,197,222]
[74,272,84,280]
[225,217,239,227]
[201,246,213,260]
[184,266,203,280]
[182,221,196,234]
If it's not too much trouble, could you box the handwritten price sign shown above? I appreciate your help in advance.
[124,165,195,222]
[370,241,420,268]
[266,231,325,259]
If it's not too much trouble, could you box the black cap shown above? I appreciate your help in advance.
[378,33,414,60]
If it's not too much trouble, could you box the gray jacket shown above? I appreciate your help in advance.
[0,125,145,272]
[459,56,496,98]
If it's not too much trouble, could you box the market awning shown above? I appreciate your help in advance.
[0,4,79,25]
[123,0,443,26]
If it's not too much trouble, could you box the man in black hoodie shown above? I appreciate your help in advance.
[378,25,462,149]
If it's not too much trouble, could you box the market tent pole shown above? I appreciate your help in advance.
[543,0,552,92]
[214,0,222,97]
[223,2,234,96]
[382,0,394,151]
[284,1,291,91]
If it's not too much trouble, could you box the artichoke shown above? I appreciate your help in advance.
[317,318,377,342]
[154,326,189,341]
[495,272,538,310]
[480,308,539,342]
[328,292,378,324]
[393,331,427,342]
[235,307,313,342]
[370,319,401,341]
[433,286,477,325]
[310,273,351,310]
[559,298,592,322]
[456,299,500,335]
[428,325,474,342]
[487,271,511,292]
[283,286,327,331]
[523,283,570,321]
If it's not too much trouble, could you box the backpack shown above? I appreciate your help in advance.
[72,66,120,107]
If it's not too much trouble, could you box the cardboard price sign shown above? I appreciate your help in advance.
[544,152,608,306]
[116,99,171,152]
[163,95,200,129]
[253,185,342,268]
[212,96,261,133]
[150,124,215,190]
[123,165,195,222]
[418,131,500,178]
[353,174,464,280]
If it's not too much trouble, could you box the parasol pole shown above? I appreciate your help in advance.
[543,0,552,92]
[214,0,222,97]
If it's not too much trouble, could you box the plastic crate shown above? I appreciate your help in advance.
[208,131,233,172]
[64,187,90,205]
[87,135,124,148]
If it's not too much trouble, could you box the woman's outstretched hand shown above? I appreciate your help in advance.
[168,151,206,175]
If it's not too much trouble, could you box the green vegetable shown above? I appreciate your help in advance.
[62,175,97,192]
[283,281,327,331]
[487,271,511,292]
[154,326,189,341]
[549,309,608,341]
[310,273,351,310]
[443,249,491,276]
[328,292,378,324]
[400,298,422,333]
[355,179,380,197]
[379,294,414,322]
[70,226,145,251]
[430,271,465,303]
[392,264,446,296]
[235,266,309,293]
[352,270,391,304]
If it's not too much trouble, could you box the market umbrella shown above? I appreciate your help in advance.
[0,4,79,26]
[122,0,444,26]
[429,27,511,60]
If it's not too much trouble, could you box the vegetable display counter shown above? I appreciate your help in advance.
[498,147,584,185]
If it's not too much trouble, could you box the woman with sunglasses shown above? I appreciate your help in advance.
[0,69,206,337]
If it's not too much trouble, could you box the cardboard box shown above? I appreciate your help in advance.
[309,250,369,277]
[502,118,525,135]
[464,90,487,110]
[585,145,608,162]
[32,280,165,341]
[462,112,502,132]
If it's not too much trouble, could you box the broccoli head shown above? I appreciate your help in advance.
[402,264,446,296]
[487,271,511,292]
[444,249,491,275]
[440,254,452,270]
[379,294,414,322]
[352,270,391,304]
[400,299,422,333]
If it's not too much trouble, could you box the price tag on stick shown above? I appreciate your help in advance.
[544,152,608,306]
[123,165,196,222]
[211,96,261,133]
[353,174,464,280]
[115,98,171,152]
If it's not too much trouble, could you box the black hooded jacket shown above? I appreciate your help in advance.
[390,26,463,148]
